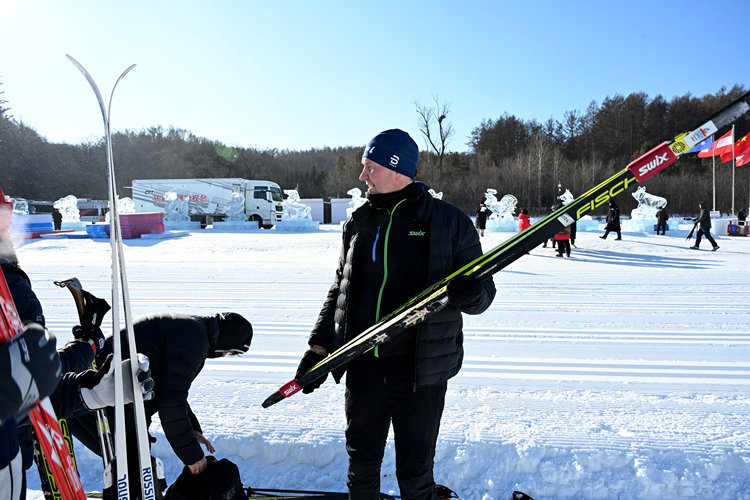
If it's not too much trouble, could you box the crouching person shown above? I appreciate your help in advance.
[69,312,253,500]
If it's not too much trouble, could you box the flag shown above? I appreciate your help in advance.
[719,131,749,163]
[686,135,713,153]
[698,128,734,157]
[735,131,750,157]
[737,154,750,167]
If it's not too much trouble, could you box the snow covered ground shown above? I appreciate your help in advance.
[19,220,750,499]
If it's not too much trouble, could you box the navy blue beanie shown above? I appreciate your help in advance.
[362,129,419,178]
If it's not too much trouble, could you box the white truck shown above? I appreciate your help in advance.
[131,178,284,228]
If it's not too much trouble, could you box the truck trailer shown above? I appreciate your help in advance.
[131,178,284,228]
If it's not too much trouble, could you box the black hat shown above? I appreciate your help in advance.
[211,312,253,356]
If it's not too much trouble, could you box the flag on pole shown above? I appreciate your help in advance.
[698,128,734,157]
[720,131,749,163]
[737,154,749,167]
[734,131,750,157]
[686,135,713,153]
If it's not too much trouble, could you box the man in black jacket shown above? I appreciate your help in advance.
[295,129,496,500]
[690,201,719,251]
[69,311,252,497]
[599,200,622,240]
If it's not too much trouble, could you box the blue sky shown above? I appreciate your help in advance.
[1,0,748,153]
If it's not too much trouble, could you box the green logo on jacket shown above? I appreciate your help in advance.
[408,230,426,237]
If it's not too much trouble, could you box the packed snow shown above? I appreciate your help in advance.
[19,219,750,499]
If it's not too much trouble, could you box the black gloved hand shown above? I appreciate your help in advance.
[446,275,483,307]
[2,323,62,423]
[295,349,327,394]
[72,325,105,355]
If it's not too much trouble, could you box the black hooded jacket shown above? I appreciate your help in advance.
[309,182,496,386]
[97,312,252,466]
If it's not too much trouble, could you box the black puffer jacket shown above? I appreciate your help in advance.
[97,312,252,466]
[3,261,96,475]
[309,182,496,386]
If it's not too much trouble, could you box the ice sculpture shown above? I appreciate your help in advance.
[484,189,517,220]
[104,197,135,222]
[631,186,667,220]
[163,192,190,223]
[53,195,80,222]
[346,187,367,219]
[557,189,574,206]
[226,192,246,222]
[10,198,28,215]
[282,189,312,220]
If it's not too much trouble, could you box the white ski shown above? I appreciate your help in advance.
[66,54,156,500]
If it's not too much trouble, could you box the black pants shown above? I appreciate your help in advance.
[602,229,621,239]
[695,228,717,248]
[656,223,666,235]
[345,355,447,500]
[556,240,571,256]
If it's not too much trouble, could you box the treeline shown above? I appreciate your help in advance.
[2,84,749,217]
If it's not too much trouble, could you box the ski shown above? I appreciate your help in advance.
[67,54,156,500]
[263,90,750,409]
[31,421,78,500]
[247,489,395,499]
[0,270,87,500]
[54,277,116,493]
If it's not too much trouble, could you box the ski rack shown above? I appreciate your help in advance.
[66,55,156,500]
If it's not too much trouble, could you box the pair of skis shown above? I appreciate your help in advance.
[263,89,750,408]
[66,55,156,499]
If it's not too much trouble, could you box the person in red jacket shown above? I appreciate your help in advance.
[555,225,572,257]
[518,209,531,232]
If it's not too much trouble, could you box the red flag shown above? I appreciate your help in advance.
[698,128,734,157]
[737,154,750,167]
[735,132,750,156]
[719,131,750,163]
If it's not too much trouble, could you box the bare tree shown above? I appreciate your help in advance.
[415,95,455,168]
[529,131,551,208]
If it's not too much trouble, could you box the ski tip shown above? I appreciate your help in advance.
[262,379,303,408]
[261,391,283,409]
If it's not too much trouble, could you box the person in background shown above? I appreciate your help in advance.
[656,206,669,235]
[475,201,489,237]
[51,209,62,231]
[600,200,622,240]
[555,224,572,258]
[518,209,531,232]
[737,208,747,223]
[542,206,557,248]
[690,201,719,251]
[294,129,496,500]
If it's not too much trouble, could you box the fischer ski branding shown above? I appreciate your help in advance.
[67,54,155,500]
[262,89,750,409]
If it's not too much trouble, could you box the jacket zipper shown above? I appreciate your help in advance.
[373,199,406,357]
